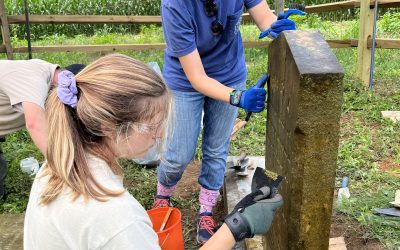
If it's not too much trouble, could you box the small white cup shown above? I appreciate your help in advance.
[20,157,40,175]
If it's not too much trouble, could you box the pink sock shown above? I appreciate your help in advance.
[199,187,220,214]
[156,182,176,197]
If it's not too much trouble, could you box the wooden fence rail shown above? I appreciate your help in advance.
[4,15,162,24]
[0,38,399,55]
[1,0,400,85]
[2,0,400,25]
[1,38,399,54]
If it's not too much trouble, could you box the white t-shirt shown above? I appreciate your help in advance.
[24,155,160,250]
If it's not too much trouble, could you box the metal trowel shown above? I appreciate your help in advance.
[373,208,400,217]
[227,153,253,177]
[251,167,284,198]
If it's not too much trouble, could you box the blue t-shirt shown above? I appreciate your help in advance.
[162,0,262,92]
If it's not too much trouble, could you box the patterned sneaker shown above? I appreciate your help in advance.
[152,195,171,209]
[197,212,217,244]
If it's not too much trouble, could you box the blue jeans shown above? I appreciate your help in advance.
[157,82,245,191]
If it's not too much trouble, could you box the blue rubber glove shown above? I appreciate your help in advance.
[259,9,306,39]
[230,74,268,113]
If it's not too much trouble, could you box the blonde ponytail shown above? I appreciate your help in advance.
[40,54,171,204]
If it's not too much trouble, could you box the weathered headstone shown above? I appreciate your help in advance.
[265,30,344,250]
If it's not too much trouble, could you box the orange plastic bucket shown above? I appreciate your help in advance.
[147,207,184,250]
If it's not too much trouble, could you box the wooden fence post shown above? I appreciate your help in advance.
[356,0,374,87]
[265,30,344,249]
[0,0,13,59]
[275,0,285,14]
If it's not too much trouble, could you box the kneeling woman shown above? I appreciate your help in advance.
[24,54,282,249]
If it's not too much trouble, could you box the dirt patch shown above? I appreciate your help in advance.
[173,161,201,200]
[340,113,381,142]
[340,113,355,125]
[173,161,202,249]
[379,160,400,177]
[341,113,381,131]
[340,113,360,140]
[374,79,400,97]
[330,210,384,250]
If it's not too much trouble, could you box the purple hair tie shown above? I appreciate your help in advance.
[57,70,78,108]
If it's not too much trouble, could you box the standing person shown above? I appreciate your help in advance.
[0,59,84,198]
[155,0,301,243]
[24,53,283,249]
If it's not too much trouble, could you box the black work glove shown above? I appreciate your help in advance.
[224,187,283,242]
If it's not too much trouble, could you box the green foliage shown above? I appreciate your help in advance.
[299,14,340,38]
[267,0,359,21]
[333,48,400,249]
[2,0,400,40]
[121,160,157,210]
[338,188,400,249]
[0,129,42,213]
[381,11,400,37]
[6,0,161,15]
[245,11,400,42]
[5,0,162,38]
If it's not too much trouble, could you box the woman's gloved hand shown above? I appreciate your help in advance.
[259,9,306,39]
[223,187,283,242]
[229,74,269,113]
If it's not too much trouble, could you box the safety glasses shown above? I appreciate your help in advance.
[204,0,223,35]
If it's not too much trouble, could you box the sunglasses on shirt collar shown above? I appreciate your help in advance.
[204,0,223,35]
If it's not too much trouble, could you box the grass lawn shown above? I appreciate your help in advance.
[1,15,400,249]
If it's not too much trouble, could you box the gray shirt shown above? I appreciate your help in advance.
[0,59,58,137]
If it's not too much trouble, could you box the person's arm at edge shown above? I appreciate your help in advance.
[21,68,61,155]
[200,223,236,250]
[22,102,47,154]
[248,0,277,32]
[179,49,234,103]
